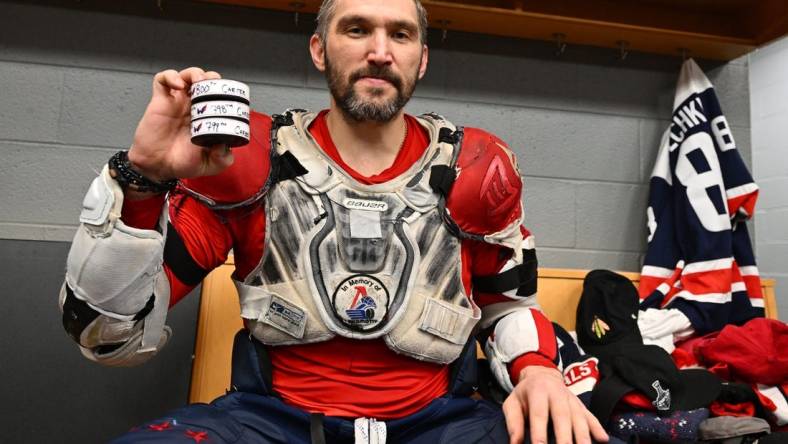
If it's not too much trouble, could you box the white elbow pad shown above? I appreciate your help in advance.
[484,308,551,393]
[61,165,172,366]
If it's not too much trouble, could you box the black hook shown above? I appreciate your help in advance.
[553,33,567,56]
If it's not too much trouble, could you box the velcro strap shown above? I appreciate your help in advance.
[163,222,208,286]
[472,249,537,294]
[419,299,479,345]
[429,165,456,196]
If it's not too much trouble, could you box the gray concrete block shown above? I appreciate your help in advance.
[750,39,788,91]
[521,177,575,248]
[0,3,157,71]
[756,177,788,210]
[706,62,750,129]
[0,143,109,226]
[251,84,328,115]
[406,97,512,143]
[538,247,642,272]
[153,21,309,89]
[732,125,752,170]
[58,69,152,148]
[751,113,787,155]
[575,182,649,251]
[0,62,63,143]
[510,109,640,183]
[0,2,310,88]
[753,147,788,180]
[757,210,788,243]
[441,33,680,119]
[639,119,670,182]
[751,83,788,120]
[0,222,76,243]
[755,243,788,274]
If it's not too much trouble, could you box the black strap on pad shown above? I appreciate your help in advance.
[429,165,456,196]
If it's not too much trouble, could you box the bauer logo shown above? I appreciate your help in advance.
[343,198,388,212]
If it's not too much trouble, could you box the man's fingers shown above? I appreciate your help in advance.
[154,69,186,92]
[204,71,222,80]
[569,399,591,444]
[549,394,572,444]
[179,66,208,85]
[527,390,549,444]
[586,409,609,442]
[503,396,525,444]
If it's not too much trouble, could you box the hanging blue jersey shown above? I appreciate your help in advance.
[639,59,763,334]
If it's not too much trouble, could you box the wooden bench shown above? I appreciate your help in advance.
[189,259,778,404]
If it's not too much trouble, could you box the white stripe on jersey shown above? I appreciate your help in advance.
[673,290,732,304]
[726,183,758,199]
[750,298,765,308]
[641,265,675,278]
[683,258,734,274]
[738,266,760,276]
[731,281,746,293]
[523,234,536,250]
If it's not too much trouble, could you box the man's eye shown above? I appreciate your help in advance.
[348,27,366,36]
[393,31,410,40]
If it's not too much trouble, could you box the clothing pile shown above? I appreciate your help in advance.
[561,270,787,443]
[549,59,787,443]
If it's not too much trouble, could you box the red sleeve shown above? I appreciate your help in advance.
[121,193,166,229]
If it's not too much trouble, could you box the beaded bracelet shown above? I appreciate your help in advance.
[108,151,178,194]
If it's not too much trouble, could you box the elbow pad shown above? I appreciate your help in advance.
[61,165,171,366]
[484,308,555,392]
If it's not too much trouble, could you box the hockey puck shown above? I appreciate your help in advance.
[190,117,250,148]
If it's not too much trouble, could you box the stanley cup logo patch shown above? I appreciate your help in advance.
[651,380,671,411]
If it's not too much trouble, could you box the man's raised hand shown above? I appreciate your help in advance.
[128,67,233,182]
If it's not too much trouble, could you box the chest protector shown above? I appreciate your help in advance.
[235,110,480,364]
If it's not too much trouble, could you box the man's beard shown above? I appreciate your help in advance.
[325,53,418,123]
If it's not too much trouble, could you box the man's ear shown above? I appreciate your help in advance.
[418,44,429,80]
[310,34,326,72]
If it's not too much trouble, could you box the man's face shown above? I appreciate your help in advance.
[311,0,428,123]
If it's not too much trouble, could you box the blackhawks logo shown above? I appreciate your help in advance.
[592,316,610,339]
[332,274,390,331]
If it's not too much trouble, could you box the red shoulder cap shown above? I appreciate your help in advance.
[445,127,523,234]
[179,111,273,205]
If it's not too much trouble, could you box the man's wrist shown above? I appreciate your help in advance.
[108,151,177,194]
[519,364,563,384]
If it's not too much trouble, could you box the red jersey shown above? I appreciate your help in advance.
[121,110,555,419]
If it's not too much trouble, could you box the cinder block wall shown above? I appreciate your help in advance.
[750,38,788,321]
[0,1,752,442]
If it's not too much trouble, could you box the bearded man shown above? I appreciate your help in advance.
[60,0,608,443]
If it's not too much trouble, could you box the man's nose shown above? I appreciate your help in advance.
[367,30,393,65]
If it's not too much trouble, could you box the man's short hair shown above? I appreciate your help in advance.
[315,0,429,46]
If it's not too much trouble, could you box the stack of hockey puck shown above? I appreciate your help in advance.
[189,79,251,148]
